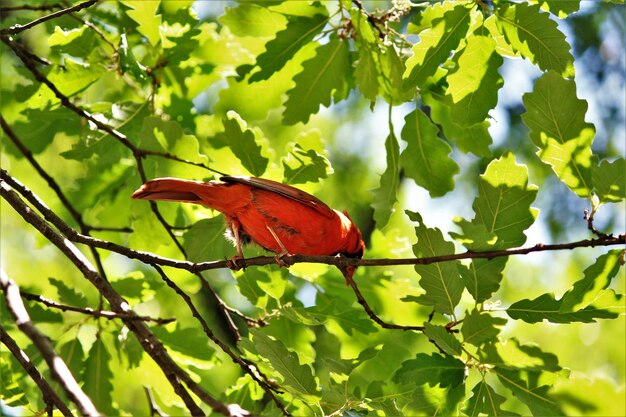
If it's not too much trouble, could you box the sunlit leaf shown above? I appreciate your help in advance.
[49,277,88,307]
[446,35,503,126]
[522,71,594,197]
[251,329,319,396]
[371,131,400,228]
[394,353,465,388]
[507,293,618,323]
[183,217,232,262]
[219,111,269,176]
[82,337,116,415]
[461,309,506,347]
[403,3,473,88]
[249,13,328,82]
[283,39,351,125]
[283,143,331,184]
[406,211,463,315]
[121,0,162,46]
[452,153,538,250]
[593,158,625,203]
[219,3,287,37]
[424,323,462,356]
[496,3,574,77]
[400,108,459,197]
[151,326,215,361]
[496,368,565,416]
[465,380,519,417]
[560,250,624,312]
[532,0,580,18]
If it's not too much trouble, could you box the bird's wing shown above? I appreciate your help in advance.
[221,176,335,219]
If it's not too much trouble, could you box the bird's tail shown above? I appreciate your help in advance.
[131,177,244,213]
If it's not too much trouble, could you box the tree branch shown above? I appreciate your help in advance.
[152,265,291,417]
[20,290,176,324]
[1,270,101,416]
[0,324,73,417]
[0,0,98,36]
[0,178,245,417]
[2,168,623,274]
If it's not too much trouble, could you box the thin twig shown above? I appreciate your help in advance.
[152,265,291,417]
[3,169,624,274]
[0,3,65,13]
[1,271,101,416]
[20,291,176,324]
[0,324,73,417]
[0,0,98,36]
[346,275,425,331]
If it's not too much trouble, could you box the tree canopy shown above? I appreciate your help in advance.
[1,1,624,416]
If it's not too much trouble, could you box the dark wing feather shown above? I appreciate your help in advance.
[221,176,335,219]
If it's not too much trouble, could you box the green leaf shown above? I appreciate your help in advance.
[507,293,618,323]
[559,250,624,312]
[461,309,506,347]
[495,3,574,77]
[304,296,376,335]
[138,116,205,163]
[452,153,538,250]
[283,39,351,125]
[593,158,626,203]
[282,143,331,184]
[403,3,473,88]
[219,3,287,37]
[459,258,507,303]
[49,25,97,58]
[7,107,79,156]
[533,0,580,18]
[183,217,232,263]
[406,211,463,315]
[118,33,147,81]
[220,111,269,176]
[423,323,462,356]
[249,13,328,82]
[394,353,465,388]
[82,337,116,415]
[496,368,564,416]
[423,92,492,157]
[250,329,319,396]
[465,380,519,417]
[152,326,215,361]
[49,277,88,307]
[371,131,400,228]
[445,35,503,126]
[522,71,594,197]
[354,42,379,102]
[399,108,459,197]
[121,0,162,46]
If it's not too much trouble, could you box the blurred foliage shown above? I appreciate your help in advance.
[0,0,624,416]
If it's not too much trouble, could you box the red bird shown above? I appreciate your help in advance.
[132,176,365,280]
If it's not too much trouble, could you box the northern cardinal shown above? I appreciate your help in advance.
[132,176,365,280]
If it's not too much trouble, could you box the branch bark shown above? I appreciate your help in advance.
[0,179,246,417]
[1,270,100,416]
[0,324,73,416]
[0,0,98,36]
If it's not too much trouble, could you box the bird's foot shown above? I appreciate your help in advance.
[274,251,293,268]
[226,255,245,271]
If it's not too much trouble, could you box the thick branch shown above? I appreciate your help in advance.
[1,271,100,416]
[0,324,73,417]
[0,179,243,417]
[0,0,98,36]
